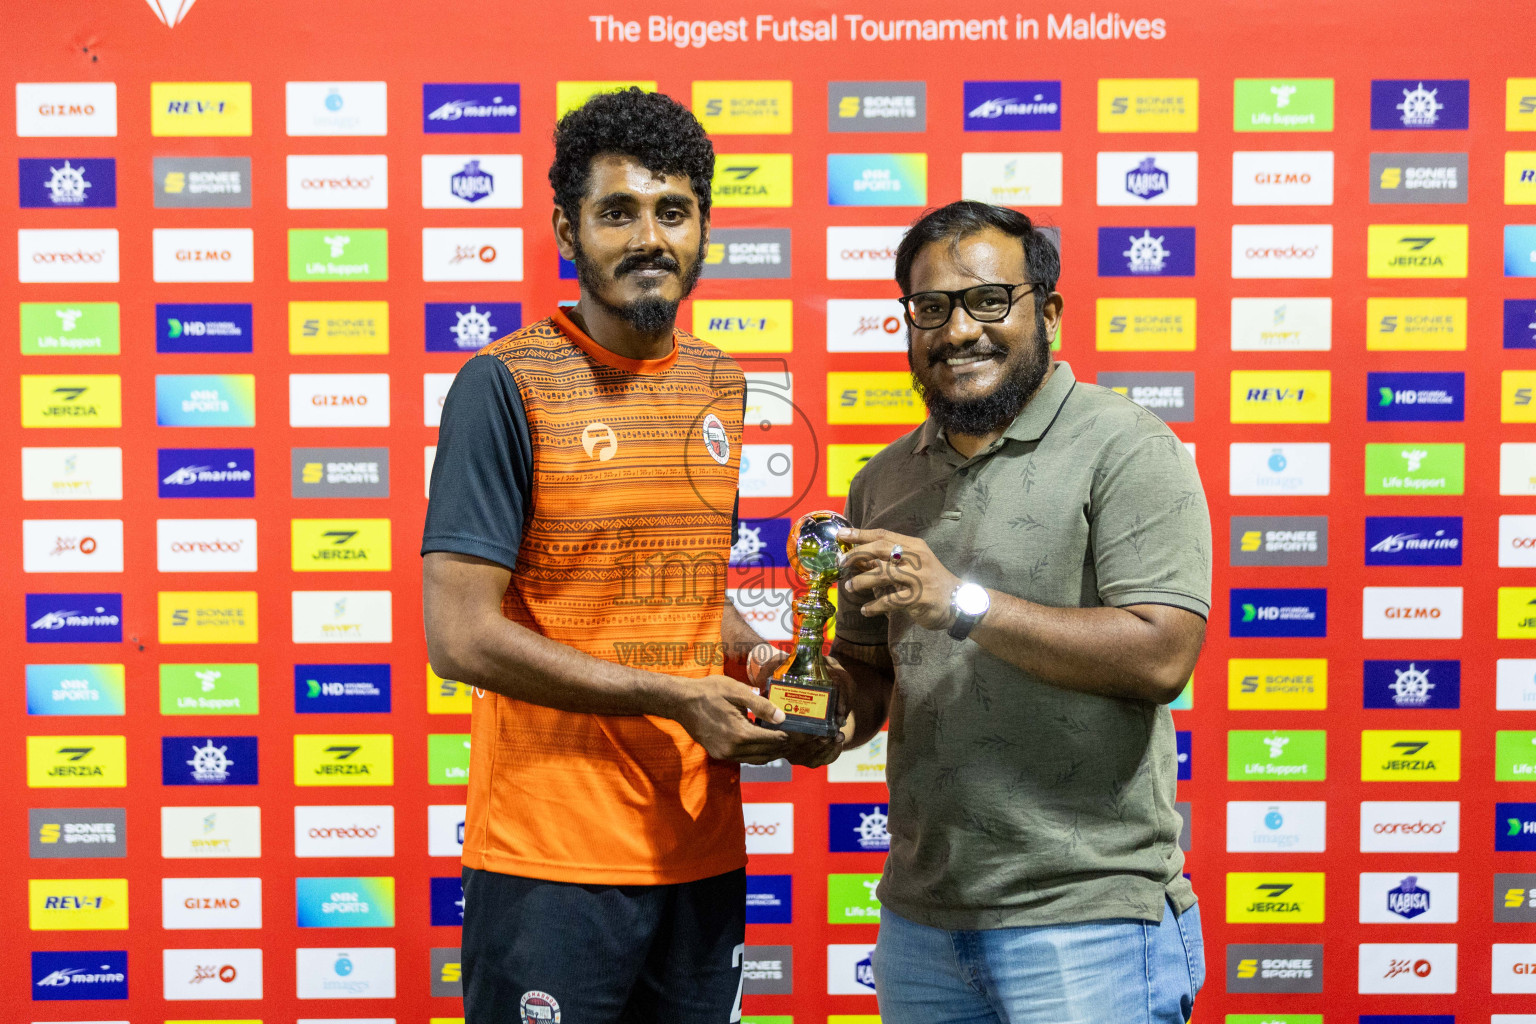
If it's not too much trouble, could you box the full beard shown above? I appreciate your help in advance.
[572,234,707,334]
[909,307,1053,437]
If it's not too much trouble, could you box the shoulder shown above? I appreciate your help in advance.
[849,423,928,493]
[478,317,578,365]
[1058,380,1181,461]
[676,329,745,388]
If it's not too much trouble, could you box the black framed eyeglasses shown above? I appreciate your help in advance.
[898,282,1048,330]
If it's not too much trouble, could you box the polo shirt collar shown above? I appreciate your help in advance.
[912,361,1077,454]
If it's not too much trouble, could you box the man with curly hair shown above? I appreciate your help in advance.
[421,88,832,1023]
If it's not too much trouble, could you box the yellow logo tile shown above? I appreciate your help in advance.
[151,81,252,136]
[555,81,657,118]
[1230,371,1331,424]
[158,591,258,644]
[1227,658,1327,710]
[1095,298,1196,351]
[20,375,122,428]
[827,444,888,497]
[29,877,128,930]
[289,301,389,354]
[26,734,127,788]
[294,733,395,786]
[1361,729,1461,781]
[1503,370,1536,422]
[1508,78,1536,131]
[693,81,792,134]
[1225,872,1325,923]
[827,372,925,425]
[291,518,392,572]
[712,154,792,208]
[427,665,475,714]
[691,299,793,352]
[1366,224,1469,278]
[1499,586,1536,638]
[1365,297,1467,351]
[1098,78,1198,132]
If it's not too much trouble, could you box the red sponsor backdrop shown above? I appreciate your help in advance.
[5,0,1536,1020]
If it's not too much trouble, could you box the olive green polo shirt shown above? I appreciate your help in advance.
[836,362,1211,930]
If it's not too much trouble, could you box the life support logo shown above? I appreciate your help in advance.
[581,423,618,462]
[521,989,562,1024]
[702,414,731,465]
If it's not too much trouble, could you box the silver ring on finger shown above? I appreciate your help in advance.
[890,544,903,564]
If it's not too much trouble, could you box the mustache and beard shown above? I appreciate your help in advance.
[570,233,708,333]
[908,303,1053,437]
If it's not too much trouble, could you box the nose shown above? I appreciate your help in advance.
[629,210,665,252]
[943,302,987,345]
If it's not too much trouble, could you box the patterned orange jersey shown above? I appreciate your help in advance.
[464,310,747,885]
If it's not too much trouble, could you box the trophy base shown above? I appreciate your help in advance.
[765,680,841,740]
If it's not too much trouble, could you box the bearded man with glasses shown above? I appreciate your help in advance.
[827,201,1212,1024]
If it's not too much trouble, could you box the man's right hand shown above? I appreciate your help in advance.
[667,674,790,765]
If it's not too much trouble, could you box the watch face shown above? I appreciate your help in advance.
[955,583,989,616]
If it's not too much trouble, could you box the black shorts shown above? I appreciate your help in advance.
[461,865,747,1024]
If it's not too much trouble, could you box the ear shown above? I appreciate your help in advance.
[552,205,578,261]
[1041,291,1065,339]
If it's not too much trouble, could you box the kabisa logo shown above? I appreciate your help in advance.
[1125,155,1168,199]
[828,81,926,131]
[731,517,792,568]
[19,158,116,208]
[1370,79,1469,130]
[421,153,524,209]
[1230,588,1326,638]
[162,736,258,786]
[425,302,521,352]
[156,303,252,354]
[31,949,128,1000]
[296,664,391,713]
[1098,226,1196,276]
[429,876,465,926]
[963,80,1062,131]
[154,156,251,209]
[423,83,520,132]
[158,448,256,499]
[1385,876,1433,920]
[1367,371,1464,422]
[1094,151,1197,206]
[26,593,122,643]
[1364,661,1461,710]
[1499,803,1536,851]
[829,803,890,852]
[1364,516,1462,567]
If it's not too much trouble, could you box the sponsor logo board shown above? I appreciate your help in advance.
[152,228,254,282]
[160,805,261,858]
[285,81,387,136]
[30,806,126,858]
[1361,801,1459,853]
[1229,516,1327,567]
[154,156,251,208]
[829,81,926,131]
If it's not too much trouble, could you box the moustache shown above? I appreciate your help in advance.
[927,340,1009,367]
[614,253,681,279]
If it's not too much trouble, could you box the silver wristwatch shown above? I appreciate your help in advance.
[948,582,990,640]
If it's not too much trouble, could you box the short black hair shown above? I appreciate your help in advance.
[549,87,715,220]
[894,201,1060,302]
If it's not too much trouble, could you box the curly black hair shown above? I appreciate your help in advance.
[895,201,1059,307]
[549,87,715,219]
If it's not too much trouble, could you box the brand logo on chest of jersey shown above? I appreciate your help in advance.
[581,422,618,462]
[702,413,731,465]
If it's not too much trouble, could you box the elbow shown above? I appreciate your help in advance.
[1141,659,1195,705]
[425,627,473,687]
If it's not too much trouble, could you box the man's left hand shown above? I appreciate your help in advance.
[746,644,847,769]
[838,527,960,632]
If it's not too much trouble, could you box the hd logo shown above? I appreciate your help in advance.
[293,734,395,786]
[1366,224,1469,278]
[291,519,392,571]
[26,735,127,788]
[1361,730,1461,781]
[711,155,792,207]
[1369,372,1464,422]
[28,877,128,930]
[1225,873,1325,923]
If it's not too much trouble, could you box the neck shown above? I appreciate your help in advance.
[567,297,675,362]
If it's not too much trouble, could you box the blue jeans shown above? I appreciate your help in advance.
[872,898,1204,1024]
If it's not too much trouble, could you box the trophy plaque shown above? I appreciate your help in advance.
[763,510,850,739]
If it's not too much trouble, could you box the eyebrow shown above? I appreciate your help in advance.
[592,190,696,210]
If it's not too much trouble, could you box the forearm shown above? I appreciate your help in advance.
[426,600,688,719]
[970,593,1197,704]
[719,601,768,682]
[829,638,895,748]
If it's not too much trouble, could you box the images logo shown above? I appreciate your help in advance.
[1364,443,1464,495]
[20,374,122,427]
[1367,225,1469,278]
[1225,801,1327,853]
[295,876,395,927]
[31,949,127,999]
[1097,78,1197,132]
[1226,873,1325,923]
[712,154,793,207]
[155,155,251,208]
[293,734,395,786]
[26,593,122,643]
[1229,515,1327,567]
[15,82,118,137]
[26,663,126,715]
[157,303,252,354]
[693,80,792,134]
[158,448,256,498]
[296,664,391,714]
[29,877,129,930]
[1370,79,1469,130]
[1368,297,1466,351]
[1227,658,1326,710]
[425,302,521,351]
[1364,661,1460,710]
[963,80,1061,131]
[1233,79,1334,131]
[1365,517,1462,566]
[155,374,256,427]
[1228,443,1331,496]
[1369,371,1464,422]
[162,736,259,786]
[160,663,259,715]
[289,228,388,282]
[1361,730,1461,781]
[827,153,927,207]
[285,80,388,136]
[1230,370,1331,423]
[151,81,252,136]
[1228,730,1326,781]
[29,806,126,858]
[1225,943,1323,992]
[1095,297,1196,351]
[1372,152,1468,204]
[691,300,793,353]
[19,157,116,208]
[828,81,926,131]
[1098,226,1195,276]
[424,83,520,132]
[1230,588,1326,638]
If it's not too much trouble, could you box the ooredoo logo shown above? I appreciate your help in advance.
[826,226,905,280]
[1231,224,1334,279]
[293,805,394,855]
[286,155,389,210]
[743,802,794,854]
[1360,801,1460,852]
[156,519,258,573]
[18,229,121,283]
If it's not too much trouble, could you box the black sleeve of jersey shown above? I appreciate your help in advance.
[421,354,534,571]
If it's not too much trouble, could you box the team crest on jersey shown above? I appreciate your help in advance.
[702,413,731,465]
[520,989,561,1024]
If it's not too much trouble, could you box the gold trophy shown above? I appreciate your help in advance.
[763,510,850,739]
